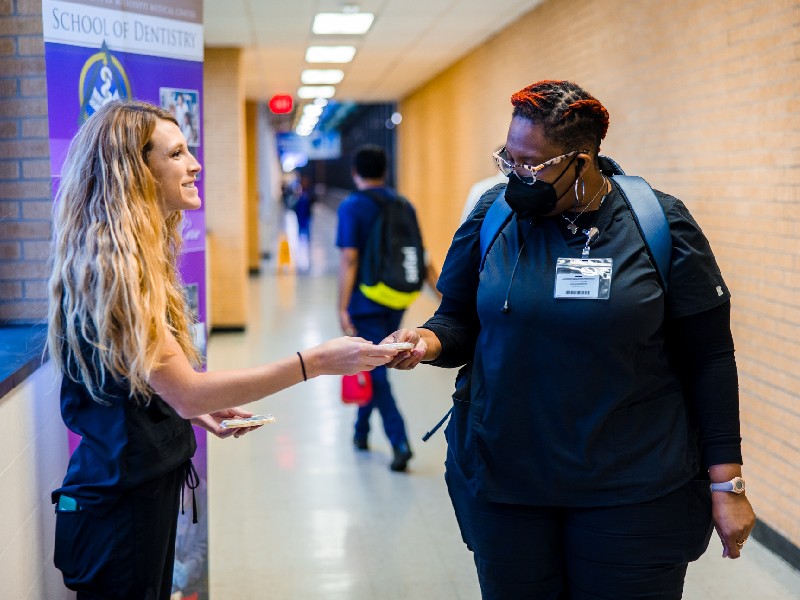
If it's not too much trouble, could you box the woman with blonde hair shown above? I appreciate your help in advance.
[47,99,401,598]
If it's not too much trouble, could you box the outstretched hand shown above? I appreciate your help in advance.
[192,407,262,439]
[303,336,402,378]
[380,329,427,370]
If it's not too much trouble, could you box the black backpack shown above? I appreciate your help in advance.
[358,190,426,310]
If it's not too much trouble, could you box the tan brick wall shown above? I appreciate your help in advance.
[0,0,50,324]
[399,0,800,548]
[246,100,260,273]
[203,47,248,328]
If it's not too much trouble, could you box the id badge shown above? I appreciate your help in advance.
[554,257,613,300]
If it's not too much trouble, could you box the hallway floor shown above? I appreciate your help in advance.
[205,203,800,599]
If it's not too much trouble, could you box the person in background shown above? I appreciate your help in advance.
[181,111,198,147]
[293,173,315,271]
[174,93,188,129]
[459,150,507,223]
[383,80,755,599]
[47,100,403,599]
[336,145,440,471]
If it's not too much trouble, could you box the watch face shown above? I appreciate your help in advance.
[733,478,745,493]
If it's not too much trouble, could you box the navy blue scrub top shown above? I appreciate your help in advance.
[438,181,730,507]
[53,363,196,516]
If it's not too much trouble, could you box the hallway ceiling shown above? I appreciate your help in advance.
[204,0,543,103]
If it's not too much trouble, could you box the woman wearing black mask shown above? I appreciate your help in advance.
[382,80,755,599]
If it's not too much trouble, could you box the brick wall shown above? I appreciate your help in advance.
[0,0,50,324]
[203,48,248,329]
[398,0,800,552]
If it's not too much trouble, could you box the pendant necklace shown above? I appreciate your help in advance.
[562,175,608,235]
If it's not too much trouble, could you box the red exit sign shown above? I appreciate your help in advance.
[269,94,293,114]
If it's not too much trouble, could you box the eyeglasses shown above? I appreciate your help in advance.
[493,147,584,185]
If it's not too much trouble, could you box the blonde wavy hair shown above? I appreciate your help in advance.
[47,99,200,404]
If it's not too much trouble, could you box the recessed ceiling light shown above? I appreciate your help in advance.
[301,69,344,85]
[312,13,374,35]
[297,86,336,99]
[306,46,357,63]
[302,104,323,117]
[299,112,319,125]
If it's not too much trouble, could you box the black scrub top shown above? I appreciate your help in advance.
[52,353,196,516]
[439,181,730,507]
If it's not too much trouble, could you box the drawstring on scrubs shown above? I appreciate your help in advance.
[422,406,454,442]
[501,224,534,313]
[181,459,200,524]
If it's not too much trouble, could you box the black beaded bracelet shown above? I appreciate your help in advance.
[296,351,307,382]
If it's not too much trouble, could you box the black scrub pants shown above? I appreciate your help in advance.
[351,311,409,448]
[445,462,713,600]
[54,466,184,600]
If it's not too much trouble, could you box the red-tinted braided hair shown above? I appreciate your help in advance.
[511,80,609,154]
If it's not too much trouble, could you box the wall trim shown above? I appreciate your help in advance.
[0,326,47,399]
[752,518,800,572]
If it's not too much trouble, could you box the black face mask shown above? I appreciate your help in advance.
[503,155,578,220]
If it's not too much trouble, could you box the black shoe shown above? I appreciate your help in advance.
[390,443,413,472]
[353,436,369,451]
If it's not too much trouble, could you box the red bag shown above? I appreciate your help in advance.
[341,371,373,406]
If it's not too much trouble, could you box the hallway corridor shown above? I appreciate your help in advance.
[204,204,800,599]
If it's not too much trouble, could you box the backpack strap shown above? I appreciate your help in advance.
[478,188,513,272]
[361,188,388,207]
[611,175,671,291]
[599,155,671,291]
[363,188,416,214]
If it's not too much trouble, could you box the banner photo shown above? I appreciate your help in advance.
[43,1,209,598]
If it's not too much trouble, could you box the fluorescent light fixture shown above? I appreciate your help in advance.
[303,104,323,117]
[283,155,307,171]
[301,69,344,85]
[312,13,374,35]
[297,86,336,99]
[306,46,357,63]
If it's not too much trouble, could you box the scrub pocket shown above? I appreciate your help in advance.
[54,500,131,592]
[444,458,475,551]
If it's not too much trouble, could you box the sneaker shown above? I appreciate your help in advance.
[353,436,369,451]
[390,443,413,472]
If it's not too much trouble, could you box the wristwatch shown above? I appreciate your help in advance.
[710,476,746,494]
